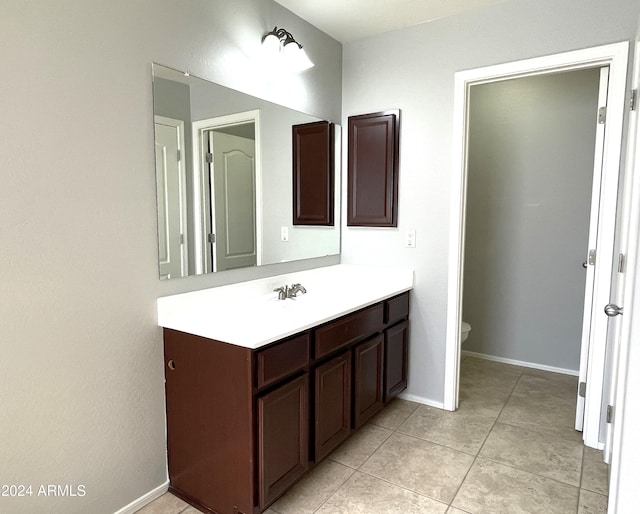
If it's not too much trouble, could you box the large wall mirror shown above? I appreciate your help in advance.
[152,64,341,279]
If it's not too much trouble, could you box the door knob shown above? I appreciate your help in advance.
[604,304,623,317]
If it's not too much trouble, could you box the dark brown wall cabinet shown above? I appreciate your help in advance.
[292,121,334,226]
[347,110,400,227]
[163,291,409,514]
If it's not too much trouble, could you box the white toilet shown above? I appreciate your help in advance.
[461,321,472,343]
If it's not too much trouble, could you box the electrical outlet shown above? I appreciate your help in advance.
[405,228,416,248]
[281,226,289,242]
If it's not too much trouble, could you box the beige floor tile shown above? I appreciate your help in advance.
[315,471,448,514]
[517,369,579,400]
[359,432,474,503]
[479,422,584,485]
[581,447,609,496]
[460,357,523,393]
[457,382,511,419]
[498,387,581,442]
[452,458,579,514]
[270,459,354,514]
[578,488,608,513]
[462,356,524,375]
[398,404,495,454]
[329,422,392,468]
[447,508,472,514]
[369,398,420,430]
[135,493,190,513]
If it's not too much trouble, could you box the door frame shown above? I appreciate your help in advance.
[192,110,262,274]
[444,43,629,448]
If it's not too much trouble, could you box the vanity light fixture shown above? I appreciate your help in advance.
[261,26,314,72]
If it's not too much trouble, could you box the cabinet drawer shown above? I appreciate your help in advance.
[257,333,310,390]
[315,304,384,360]
[385,292,409,325]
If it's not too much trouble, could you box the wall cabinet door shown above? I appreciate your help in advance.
[347,110,400,227]
[314,351,352,461]
[292,121,335,226]
[258,374,309,509]
[353,334,385,428]
[385,321,408,401]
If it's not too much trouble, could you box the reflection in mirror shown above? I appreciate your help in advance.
[152,64,341,279]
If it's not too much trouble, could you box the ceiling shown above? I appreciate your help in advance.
[275,0,509,43]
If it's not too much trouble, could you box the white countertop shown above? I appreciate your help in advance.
[157,264,414,349]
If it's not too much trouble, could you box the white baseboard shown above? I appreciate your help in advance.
[114,481,169,514]
[398,391,444,409]
[461,350,579,376]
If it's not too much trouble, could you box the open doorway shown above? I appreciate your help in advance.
[444,43,629,452]
[192,110,262,273]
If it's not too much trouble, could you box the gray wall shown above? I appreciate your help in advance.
[0,1,341,513]
[462,69,600,371]
[341,0,640,404]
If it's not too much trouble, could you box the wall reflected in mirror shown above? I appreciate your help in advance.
[152,64,341,279]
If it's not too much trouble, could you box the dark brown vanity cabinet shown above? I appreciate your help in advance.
[314,351,351,461]
[258,374,309,508]
[347,110,400,227]
[353,334,385,429]
[163,291,409,514]
[292,121,335,226]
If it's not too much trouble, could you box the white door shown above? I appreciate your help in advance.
[154,116,187,280]
[208,131,257,271]
[575,67,610,432]
[603,45,640,463]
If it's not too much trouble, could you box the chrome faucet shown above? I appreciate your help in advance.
[287,283,307,298]
[273,283,307,300]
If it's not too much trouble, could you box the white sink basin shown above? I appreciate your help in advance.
[157,264,414,348]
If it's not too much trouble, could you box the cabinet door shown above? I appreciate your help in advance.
[293,121,335,225]
[258,374,309,509]
[347,110,400,227]
[385,321,408,401]
[353,334,385,428]
[314,352,352,461]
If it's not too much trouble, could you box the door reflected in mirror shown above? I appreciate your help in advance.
[151,64,341,279]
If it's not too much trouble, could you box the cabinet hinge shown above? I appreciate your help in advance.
[578,381,586,398]
[598,106,607,124]
[631,89,638,111]
[607,404,614,424]
[205,152,213,163]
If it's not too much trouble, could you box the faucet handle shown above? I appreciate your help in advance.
[273,286,288,300]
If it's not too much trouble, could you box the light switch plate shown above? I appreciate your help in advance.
[281,226,289,242]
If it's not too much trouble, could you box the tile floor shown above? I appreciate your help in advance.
[137,356,609,514]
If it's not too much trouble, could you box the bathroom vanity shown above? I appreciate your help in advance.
[157,265,413,513]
